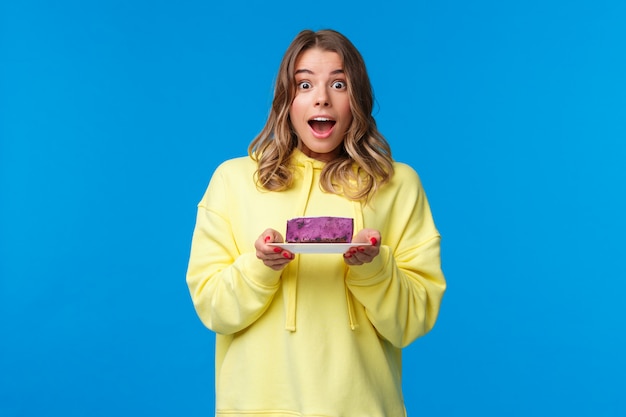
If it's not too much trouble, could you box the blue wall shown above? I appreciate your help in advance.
[1,1,624,415]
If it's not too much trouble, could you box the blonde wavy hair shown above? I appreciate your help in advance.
[248,29,394,202]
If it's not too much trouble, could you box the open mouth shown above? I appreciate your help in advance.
[308,117,336,135]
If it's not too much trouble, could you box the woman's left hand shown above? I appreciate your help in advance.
[343,228,381,266]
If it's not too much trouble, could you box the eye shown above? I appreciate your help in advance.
[331,81,347,90]
[298,81,312,90]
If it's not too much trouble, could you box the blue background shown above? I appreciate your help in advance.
[1,0,625,416]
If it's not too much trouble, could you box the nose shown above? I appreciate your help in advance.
[315,87,330,107]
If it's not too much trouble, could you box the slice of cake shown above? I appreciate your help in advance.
[286,217,353,243]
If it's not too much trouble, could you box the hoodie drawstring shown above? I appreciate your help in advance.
[344,198,364,330]
[284,160,314,332]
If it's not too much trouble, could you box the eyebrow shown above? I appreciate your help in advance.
[294,68,345,76]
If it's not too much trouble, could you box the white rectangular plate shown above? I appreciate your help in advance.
[268,243,371,254]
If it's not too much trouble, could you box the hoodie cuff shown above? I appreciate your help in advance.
[345,246,391,286]
[235,252,282,289]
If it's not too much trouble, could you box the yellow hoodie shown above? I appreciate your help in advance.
[186,149,446,417]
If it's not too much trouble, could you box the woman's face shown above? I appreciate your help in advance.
[289,48,353,162]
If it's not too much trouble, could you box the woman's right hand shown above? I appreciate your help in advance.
[255,228,294,271]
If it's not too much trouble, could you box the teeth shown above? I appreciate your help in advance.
[312,117,332,122]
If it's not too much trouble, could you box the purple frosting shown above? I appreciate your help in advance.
[286,217,353,243]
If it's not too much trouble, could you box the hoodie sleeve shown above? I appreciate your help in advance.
[345,165,446,348]
[186,164,282,335]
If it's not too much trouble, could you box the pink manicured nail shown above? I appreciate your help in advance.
[344,253,352,258]
[357,247,365,252]
[264,236,271,243]
[274,247,282,253]
[370,237,378,245]
[283,252,291,259]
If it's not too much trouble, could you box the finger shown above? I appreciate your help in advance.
[345,258,363,266]
[343,252,362,265]
[352,253,369,264]
[260,229,284,244]
[345,245,379,264]
[263,255,290,267]
[367,232,381,247]
[269,252,295,269]
[265,261,288,271]
[259,249,291,262]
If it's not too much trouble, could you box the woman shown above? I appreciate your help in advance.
[187,29,446,417]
